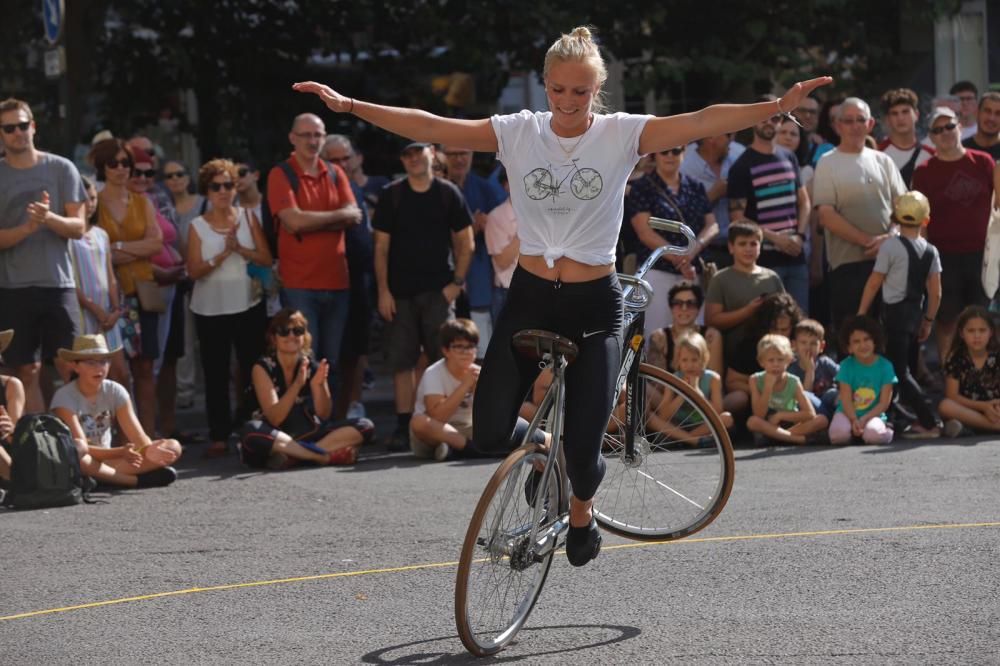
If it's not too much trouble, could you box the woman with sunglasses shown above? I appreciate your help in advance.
[187,159,272,457]
[646,282,723,376]
[295,26,830,566]
[239,308,373,469]
[626,144,719,334]
[91,139,164,434]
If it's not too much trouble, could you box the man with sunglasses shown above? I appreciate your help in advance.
[729,95,811,313]
[913,106,995,362]
[813,97,906,350]
[0,98,87,412]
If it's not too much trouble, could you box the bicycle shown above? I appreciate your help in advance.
[454,218,736,657]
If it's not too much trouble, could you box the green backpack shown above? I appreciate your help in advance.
[2,414,84,510]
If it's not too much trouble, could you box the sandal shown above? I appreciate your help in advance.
[202,442,228,459]
[328,446,358,466]
[565,518,602,567]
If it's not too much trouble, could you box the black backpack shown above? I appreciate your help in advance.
[260,159,340,257]
[2,414,84,510]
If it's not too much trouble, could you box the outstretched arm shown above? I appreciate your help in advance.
[293,82,498,152]
[638,77,833,155]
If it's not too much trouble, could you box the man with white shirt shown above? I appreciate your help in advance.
[877,88,934,186]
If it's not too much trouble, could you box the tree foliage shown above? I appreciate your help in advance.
[1,0,960,161]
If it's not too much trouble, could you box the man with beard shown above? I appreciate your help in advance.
[961,92,1000,161]
[728,95,811,312]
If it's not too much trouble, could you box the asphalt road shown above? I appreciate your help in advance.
[2,436,999,665]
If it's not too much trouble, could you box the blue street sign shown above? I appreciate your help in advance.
[42,0,63,45]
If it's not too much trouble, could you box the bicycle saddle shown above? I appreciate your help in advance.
[512,329,579,363]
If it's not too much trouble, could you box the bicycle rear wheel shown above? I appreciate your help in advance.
[594,363,734,541]
[455,444,563,657]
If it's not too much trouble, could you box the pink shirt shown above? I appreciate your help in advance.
[484,199,518,288]
[148,194,181,269]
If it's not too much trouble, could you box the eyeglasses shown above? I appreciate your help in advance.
[105,159,132,170]
[327,155,353,163]
[448,343,477,352]
[838,117,869,125]
[163,171,187,179]
[208,181,235,192]
[929,122,958,135]
[957,94,977,103]
[237,167,250,177]
[294,131,325,140]
[131,169,156,179]
[276,325,306,337]
[658,148,684,156]
[0,121,31,134]
[670,299,700,309]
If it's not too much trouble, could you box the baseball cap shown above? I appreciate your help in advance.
[894,191,930,226]
[928,106,958,127]
[399,141,431,155]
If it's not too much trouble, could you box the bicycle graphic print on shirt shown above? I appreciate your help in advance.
[523,159,604,201]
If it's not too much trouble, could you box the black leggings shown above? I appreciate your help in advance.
[473,267,624,501]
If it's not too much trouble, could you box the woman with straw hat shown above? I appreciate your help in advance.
[0,329,26,484]
[51,334,181,488]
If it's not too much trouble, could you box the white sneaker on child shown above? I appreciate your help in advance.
[942,419,968,439]
[434,442,451,462]
[347,401,366,420]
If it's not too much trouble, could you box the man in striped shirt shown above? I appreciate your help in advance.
[728,95,811,312]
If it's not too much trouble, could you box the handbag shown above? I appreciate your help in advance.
[983,205,1000,301]
[649,178,708,284]
[134,279,167,313]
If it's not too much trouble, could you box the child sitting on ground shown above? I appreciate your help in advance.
[788,319,840,420]
[938,305,1000,437]
[829,315,898,445]
[747,333,829,445]
[0,330,25,485]
[857,190,942,438]
[410,319,481,461]
[51,334,182,488]
[645,332,734,443]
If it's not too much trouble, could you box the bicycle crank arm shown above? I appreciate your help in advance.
[532,516,569,561]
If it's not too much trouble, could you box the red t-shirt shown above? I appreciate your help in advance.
[267,155,354,290]
[912,149,995,254]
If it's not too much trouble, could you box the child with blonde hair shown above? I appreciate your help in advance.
[747,333,829,445]
[646,331,733,443]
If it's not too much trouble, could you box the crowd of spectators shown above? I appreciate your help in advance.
[1,77,999,491]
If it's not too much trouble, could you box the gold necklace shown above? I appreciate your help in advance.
[552,115,593,159]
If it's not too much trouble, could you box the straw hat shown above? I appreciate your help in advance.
[57,334,121,362]
[0,329,12,355]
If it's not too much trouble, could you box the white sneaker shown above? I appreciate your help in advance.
[346,401,366,420]
[942,419,966,438]
[434,442,451,462]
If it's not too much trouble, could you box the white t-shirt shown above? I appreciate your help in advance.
[189,207,260,316]
[484,199,518,288]
[879,141,934,176]
[490,110,652,267]
[812,148,906,270]
[51,379,131,448]
[414,358,474,425]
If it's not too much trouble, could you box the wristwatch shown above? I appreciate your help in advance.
[452,276,466,287]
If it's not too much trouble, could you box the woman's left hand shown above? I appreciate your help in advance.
[310,359,330,389]
[292,82,353,114]
[779,77,835,113]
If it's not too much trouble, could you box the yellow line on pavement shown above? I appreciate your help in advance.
[3,520,997,622]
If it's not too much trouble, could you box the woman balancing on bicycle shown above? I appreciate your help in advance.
[295,26,831,567]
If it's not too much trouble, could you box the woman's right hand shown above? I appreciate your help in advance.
[292,82,353,113]
[121,444,143,468]
[293,358,310,388]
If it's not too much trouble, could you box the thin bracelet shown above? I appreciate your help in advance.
[348,98,355,113]
[775,96,805,129]
[775,97,786,114]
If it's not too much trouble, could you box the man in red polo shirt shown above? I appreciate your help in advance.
[268,113,362,386]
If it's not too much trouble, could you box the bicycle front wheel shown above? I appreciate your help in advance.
[455,444,563,657]
[595,363,734,541]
